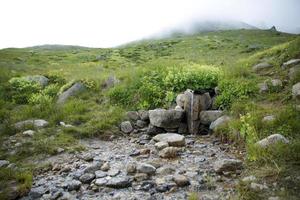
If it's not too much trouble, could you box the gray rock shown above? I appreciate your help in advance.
[120,121,133,133]
[271,79,283,88]
[138,110,149,121]
[209,116,231,131]
[155,141,169,150]
[83,162,103,174]
[282,59,300,69]
[262,115,275,123]
[67,180,82,191]
[79,173,95,183]
[95,178,108,186]
[15,119,49,130]
[137,163,156,175]
[127,111,140,121]
[102,75,120,89]
[95,170,107,178]
[134,173,149,182]
[289,65,300,80]
[159,147,180,158]
[258,82,269,93]
[149,109,184,129]
[100,162,110,171]
[24,75,49,87]
[146,124,165,135]
[256,134,289,148]
[176,94,186,108]
[214,159,243,173]
[107,169,120,177]
[153,133,185,147]
[136,120,148,128]
[253,62,273,72]
[292,82,300,100]
[29,186,48,199]
[173,175,190,187]
[0,160,10,168]
[156,166,175,175]
[79,153,94,162]
[57,82,86,104]
[106,176,132,188]
[200,110,223,125]
[126,162,137,174]
[22,130,35,137]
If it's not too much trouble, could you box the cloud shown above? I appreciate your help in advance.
[0,0,299,48]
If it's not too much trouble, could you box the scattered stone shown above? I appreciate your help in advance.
[83,162,103,174]
[138,110,149,121]
[271,79,283,88]
[256,134,289,148]
[0,160,10,168]
[155,141,169,150]
[127,111,140,121]
[22,130,35,137]
[79,173,95,184]
[137,163,156,175]
[15,119,49,130]
[95,170,107,178]
[67,180,82,191]
[176,94,186,108]
[134,173,149,182]
[106,176,132,188]
[79,153,94,162]
[209,116,231,131]
[120,121,133,133]
[59,121,74,128]
[289,65,300,80]
[29,186,48,199]
[200,110,223,125]
[213,159,243,173]
[173,175,190,187]
[57,82,86,104]
[159,147,180,158]
[149,109,184,129]
[250,182,268,190]
[282,58,300,69]
[102,75,120,89]
[139,148,151,155]
[253,62,273,72]
[126,163,137,174]
[156,166,175,175]
[292,82,300,101]
[153,133,185,147]
[107,169,120,177]
[101,162,110,171]
[24,75,49,87]
[262,115,275,123]
[242,175,256,182]
[95,178,108,186]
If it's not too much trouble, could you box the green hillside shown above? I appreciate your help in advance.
[0,29,300,199]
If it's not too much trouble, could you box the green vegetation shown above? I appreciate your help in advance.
[0,29,299,198]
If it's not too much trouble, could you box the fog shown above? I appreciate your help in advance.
[0,0,299,49]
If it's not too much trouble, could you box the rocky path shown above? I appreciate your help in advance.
[22,134,244,200]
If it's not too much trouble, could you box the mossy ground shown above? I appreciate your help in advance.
[0,29,299,199]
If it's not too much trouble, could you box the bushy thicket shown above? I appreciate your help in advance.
[109,64,220,109]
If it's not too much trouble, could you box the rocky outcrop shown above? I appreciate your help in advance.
[57,82,86,104]
[149,109,184,129]
[252,62,273,72]
[256,134,289,148]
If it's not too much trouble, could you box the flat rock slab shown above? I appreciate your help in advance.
[153,133,185,147]
[149,109,184,129]
[214,158,243,173]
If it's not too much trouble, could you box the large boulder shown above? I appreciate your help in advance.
[289,65,300,81]
[292,82,300,101]
[153,133,185,147]
[209,116,231,131]
[256,134,289,148]
[282,59,300,69]
[214,159,243,173]
[252,62,273,72]
[200,110,223,125]
[149,109,184,129]
[24,75,49,87]
[57,82,86,104]
[120,121,133,134]
[15,119,49,130]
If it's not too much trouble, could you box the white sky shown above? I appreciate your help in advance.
[0,0,299,49]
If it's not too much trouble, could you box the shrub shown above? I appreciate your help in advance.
[28,93,53,105]
[8,77,41,104]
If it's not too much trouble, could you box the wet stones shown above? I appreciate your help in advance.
[79,173,95,184]
[137,163,156,175]
[106,176,132,188]
[67,180,82,191]
[153,133,185,147]
[213,159,243,174]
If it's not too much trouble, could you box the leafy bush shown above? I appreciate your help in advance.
[109,64,220,109]
[8,77,41,104]
[28,93,53,105]
[215,78,258,109]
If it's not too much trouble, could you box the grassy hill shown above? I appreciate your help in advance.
[0,29,299,199]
